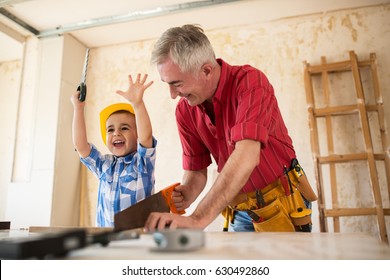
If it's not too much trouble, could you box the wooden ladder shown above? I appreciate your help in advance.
[303,50,390,243]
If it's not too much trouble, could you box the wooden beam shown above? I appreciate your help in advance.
[0,21,25,43]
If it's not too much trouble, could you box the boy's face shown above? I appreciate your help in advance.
[105,111,137,157]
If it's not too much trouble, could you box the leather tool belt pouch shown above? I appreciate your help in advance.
[229,158,317,232]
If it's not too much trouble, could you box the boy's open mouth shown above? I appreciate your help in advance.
[113,140,125,147]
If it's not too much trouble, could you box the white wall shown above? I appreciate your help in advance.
[0,35,85,228]
[0,59,21,219]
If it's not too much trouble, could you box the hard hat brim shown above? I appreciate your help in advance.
[100,103,135,145]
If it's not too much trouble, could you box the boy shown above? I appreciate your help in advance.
[71,73,156,227]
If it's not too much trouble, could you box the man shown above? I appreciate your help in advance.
[145,24,316,232]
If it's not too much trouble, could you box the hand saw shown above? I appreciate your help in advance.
[77,48,89,102]
[114,182,185,231]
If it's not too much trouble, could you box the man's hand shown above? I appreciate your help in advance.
[172,169,208,212]
[172,184,192,212]
[144,212,203,232]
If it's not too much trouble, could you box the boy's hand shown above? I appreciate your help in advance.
[70,90,86,108]
[115,74,153,106]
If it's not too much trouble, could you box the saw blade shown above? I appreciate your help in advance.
[114,192,170,232]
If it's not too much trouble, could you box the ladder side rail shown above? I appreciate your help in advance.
[369,53,390,202]
[304,61,328,232]
[350,51,388,243]
[321,56,340,232]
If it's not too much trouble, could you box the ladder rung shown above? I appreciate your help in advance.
[374,153,387,161]
[318,153,386,163]
[319,154,367,163]
[306,58,372,74]
[314,105,358,117]
[306,60,351,73]
[324,208,377,217]
[365,104,381,111]
[312,104,380,117]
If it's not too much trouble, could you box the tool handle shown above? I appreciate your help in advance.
[77,82,87,102]
[293,169,318,201]
[161,182,186,215]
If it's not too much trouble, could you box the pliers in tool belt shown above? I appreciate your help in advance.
[256,190,266,208]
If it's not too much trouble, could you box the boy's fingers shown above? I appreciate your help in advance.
[140,74,147,84]
[128,74,134,84]
[135,73,141,83]
[144,81,154,89]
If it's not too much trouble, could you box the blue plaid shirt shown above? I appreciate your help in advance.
[80,138,157,227]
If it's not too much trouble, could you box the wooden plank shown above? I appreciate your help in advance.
[306,58,372,74]
[324,208,377,217]
[312,104,378,117]
[314,105,358,117]
[319,153,367,163]
[29,226,113,234]
[0,21,25,43]
[306,59,352,73]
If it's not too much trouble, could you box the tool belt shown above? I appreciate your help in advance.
[223,158,317,232]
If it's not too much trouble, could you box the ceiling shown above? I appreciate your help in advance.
[2,0,244,62]
[1,0,388,62]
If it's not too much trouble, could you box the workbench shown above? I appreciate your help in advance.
[66,231,390,260]
[1,229,390,260]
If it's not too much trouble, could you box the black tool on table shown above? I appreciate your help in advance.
[0,229,87,259]
[0,221,10,230]
[77,48,89,102]
[0,229,139,259]
[88,229,139,247]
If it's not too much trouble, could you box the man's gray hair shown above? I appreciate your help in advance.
[151,24,217,74]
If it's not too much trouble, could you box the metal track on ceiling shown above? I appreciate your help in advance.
[0,0,241,38]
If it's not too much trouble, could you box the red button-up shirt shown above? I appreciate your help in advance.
[175,59,296,193]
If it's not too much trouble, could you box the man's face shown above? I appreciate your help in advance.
[105,112,137,157]
[157,58,213,106]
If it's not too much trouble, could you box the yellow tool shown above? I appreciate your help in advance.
[285,166,312,231]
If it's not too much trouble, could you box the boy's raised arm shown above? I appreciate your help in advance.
[116,74,154,148]
[70,91,92,158]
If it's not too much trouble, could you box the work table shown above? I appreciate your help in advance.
[66,231,390,260]
[1,229,389,260]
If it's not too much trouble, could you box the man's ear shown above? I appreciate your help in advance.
[201,63,213,78]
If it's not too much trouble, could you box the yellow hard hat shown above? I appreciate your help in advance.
[100,103,135,145]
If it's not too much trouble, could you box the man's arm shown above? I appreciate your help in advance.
[71,91,91,158]
[191,139,260,228]
[145,139,261,230]
[116,74,154,148]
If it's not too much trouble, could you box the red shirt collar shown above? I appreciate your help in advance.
[212,58,228,105]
